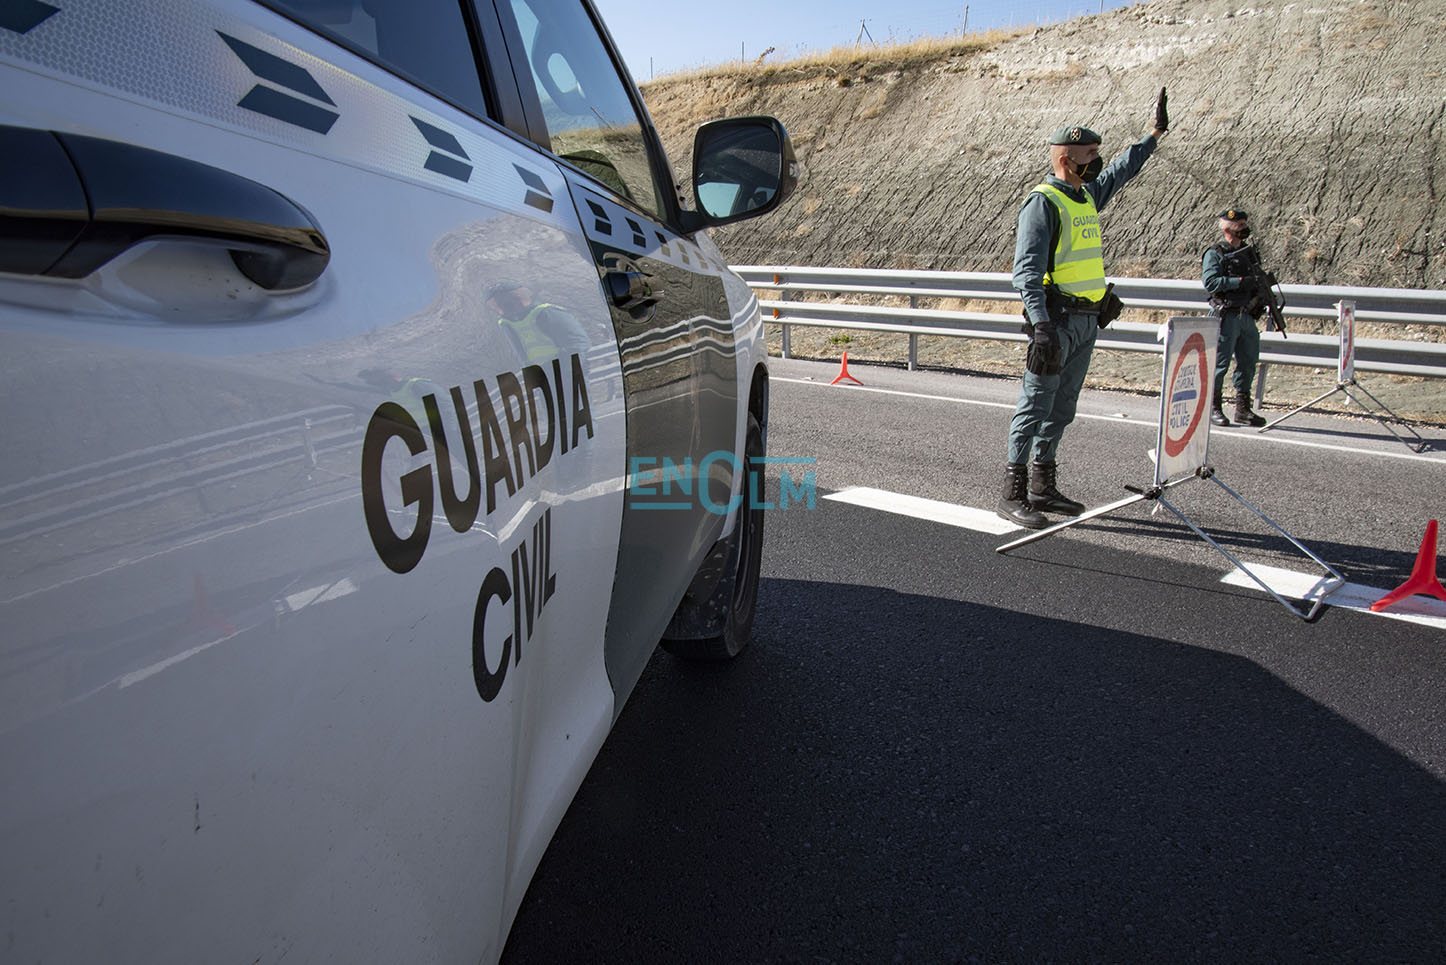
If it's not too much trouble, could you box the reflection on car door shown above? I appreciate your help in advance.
[567,179,737,692]
[496,0,740,700]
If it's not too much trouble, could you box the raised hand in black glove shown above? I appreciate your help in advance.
[1154,87,1169,133]
[1026,323,1061,376]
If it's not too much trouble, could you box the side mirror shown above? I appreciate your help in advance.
[681,116,797,232]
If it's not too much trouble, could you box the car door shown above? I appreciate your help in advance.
[492,0,741,703]
[0,0,625,960]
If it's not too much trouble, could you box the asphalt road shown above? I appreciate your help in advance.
[502,357,1446,961]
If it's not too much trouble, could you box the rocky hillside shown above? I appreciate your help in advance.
[642,0,1445,290]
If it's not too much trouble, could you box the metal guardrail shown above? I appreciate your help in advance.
[733,266,1446,379]
[0,343,625,549]
[0,406,360,547]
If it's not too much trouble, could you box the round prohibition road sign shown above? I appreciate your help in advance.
[1164,331,1210,457]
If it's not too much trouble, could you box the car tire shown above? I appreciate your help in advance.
[661,412,764,660]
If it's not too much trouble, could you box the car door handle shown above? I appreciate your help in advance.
[602,269,662,311]
[0,124,329,291]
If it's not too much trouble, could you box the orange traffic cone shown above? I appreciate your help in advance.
[830,350,862,386]
[187,573,238,636]
[1370,519,1446,612]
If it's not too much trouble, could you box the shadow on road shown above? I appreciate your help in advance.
[1251,419,1440,451]
[504,578,1446,961]
[1074,512,1425,586]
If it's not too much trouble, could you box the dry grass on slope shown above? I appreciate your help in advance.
[646,28,1024,86]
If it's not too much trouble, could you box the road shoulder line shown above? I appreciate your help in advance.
[774,375,1443,464]
[1220,562,1446,630]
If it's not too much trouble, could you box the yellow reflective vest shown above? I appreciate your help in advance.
[498,303,561,364]
[1031,183,1107,302]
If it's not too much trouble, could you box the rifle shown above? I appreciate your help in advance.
[1245,264,1287,337]
[1230,243,1287,338]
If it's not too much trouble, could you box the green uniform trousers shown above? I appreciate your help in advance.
[1007,310,1098,465]
[1213,307,1260,399]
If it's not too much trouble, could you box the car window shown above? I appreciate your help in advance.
[264,0,489,117]
[503,0,661,216]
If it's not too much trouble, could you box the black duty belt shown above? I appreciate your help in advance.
[1021,287,1108,335]
[1046,288,1103,315]
[1208,295,1252,313]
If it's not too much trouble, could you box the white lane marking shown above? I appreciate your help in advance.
[1220,562,1446,630]
[773,376,1443,464]
[284,577,359,613]
[823,486,1021,535]
[118,576,365,691]
[777,377,1020,412]
[824,485,1444,629]
[119,633,237,689]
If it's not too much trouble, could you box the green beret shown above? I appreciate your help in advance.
[1217,208,1249,221]
[1048,125,1101,146]
[486,279,525,297]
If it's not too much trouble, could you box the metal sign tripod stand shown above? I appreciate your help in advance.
[996,465,1345,621]
[1259,377,1427,452]
[1257,299,1427,452]
[996,316,1344,622]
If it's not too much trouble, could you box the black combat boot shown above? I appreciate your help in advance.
[1029,460,1086,516]
[1210,398,1230,426]
[1234,390,1266,427]
[997,462,1047,529]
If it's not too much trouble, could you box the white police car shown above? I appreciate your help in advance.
[0,0,794,958]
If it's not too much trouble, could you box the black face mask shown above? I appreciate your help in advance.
[1236,226,1252,240]
[1072,156,1103,182]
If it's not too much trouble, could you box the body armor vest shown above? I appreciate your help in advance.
[1208,242,1262,311]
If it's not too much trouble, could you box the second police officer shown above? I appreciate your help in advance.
[1201,208,1277,427]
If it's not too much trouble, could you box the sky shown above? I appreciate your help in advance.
[592,0,1140,81]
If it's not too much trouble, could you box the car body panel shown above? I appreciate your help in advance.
[1,2,627,960]
[0,0,781,959]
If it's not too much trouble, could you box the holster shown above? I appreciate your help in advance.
[1097,283,1123,328]
[1022,288,1102,335]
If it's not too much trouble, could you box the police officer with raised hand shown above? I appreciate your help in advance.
[997,88,1170,529]
[1202,208,1273,427]
[487,280,590,364]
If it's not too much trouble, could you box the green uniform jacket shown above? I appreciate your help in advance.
[1012,133,1157,326]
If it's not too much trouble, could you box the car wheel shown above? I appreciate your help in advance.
[661,412,764,660]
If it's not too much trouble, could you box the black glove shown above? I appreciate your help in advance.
[1236,275,1257,294]
[1098,289,1124,329]
[1154,87,1169,133]
[1026,323,1061,376]
[1260,270,1277,289]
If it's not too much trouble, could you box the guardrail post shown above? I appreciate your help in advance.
[907,295,918,371]
[776,273,791,359]
[1255,362,1269,407]
[302,417,318,472]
